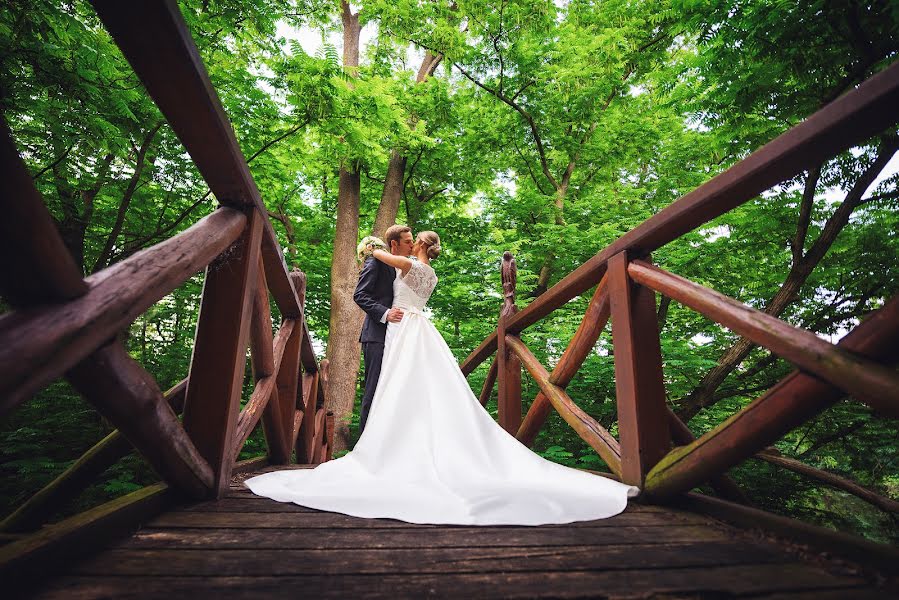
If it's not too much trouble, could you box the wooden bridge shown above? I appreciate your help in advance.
[2,2,898,598]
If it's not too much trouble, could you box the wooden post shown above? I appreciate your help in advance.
[182,208,263,498]
[272,271,306,462]
[297,371,319,463]
[608,251,670,487]
[496,252,521,434]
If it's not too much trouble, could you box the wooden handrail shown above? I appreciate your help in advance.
[463,59,899,349]
[627,260,899,412]
[0,207,247,415]
[643,295,899,498]
[90,0,302,320]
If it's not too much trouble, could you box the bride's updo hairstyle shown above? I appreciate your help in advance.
[418,231,441,260]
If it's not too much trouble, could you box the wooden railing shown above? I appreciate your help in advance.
[0,0,335,541]
[462,60,899,508]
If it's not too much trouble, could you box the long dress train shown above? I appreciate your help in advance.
[244,259,639,525]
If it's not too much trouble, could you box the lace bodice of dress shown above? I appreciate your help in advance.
[392,259,437,310]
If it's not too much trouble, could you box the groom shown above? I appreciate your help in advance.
[353,224,414,434]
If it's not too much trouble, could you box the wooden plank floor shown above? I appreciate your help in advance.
[25,466,894,599]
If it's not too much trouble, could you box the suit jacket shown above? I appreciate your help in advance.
[354,257,396,344]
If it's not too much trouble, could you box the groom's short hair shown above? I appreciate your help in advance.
[385,224,412,249]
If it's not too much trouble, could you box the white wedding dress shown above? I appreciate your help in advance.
[245,259,639,525]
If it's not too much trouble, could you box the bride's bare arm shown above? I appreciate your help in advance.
[372,249,413,276]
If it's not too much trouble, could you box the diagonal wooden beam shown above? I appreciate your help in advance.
[90,0,301,319]
[478,356,498,407]
[505,335,622,477]
[66,343,213,498]
[233,320,296,463]
[517,274,610,446]
[644,294,899,499]
[0,379,188,533]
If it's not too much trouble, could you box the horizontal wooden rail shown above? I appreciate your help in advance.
[505,336,622,476]
[627,260,899,412]
[0,207,246,415]
[91,0,301,319]
[644,294,899,498]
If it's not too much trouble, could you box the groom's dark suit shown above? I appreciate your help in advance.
[353,256,396,433]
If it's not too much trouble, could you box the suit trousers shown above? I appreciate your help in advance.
[360,341,385,434]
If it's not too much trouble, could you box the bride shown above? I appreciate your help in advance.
[245,231,639,525]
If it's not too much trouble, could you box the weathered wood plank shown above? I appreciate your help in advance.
[145,509,704,529]
[608,253,671,487]
[628,260,899,412]
[0,207,247,416]
[505,336,622,476]
[674,492,899,573]
[27,565,869,600]
[117,524,733,550]
[67,541,790,576]
[182,209,263,497]
[0,484,175,585]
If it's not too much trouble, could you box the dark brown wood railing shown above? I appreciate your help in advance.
[462,60,899,510]
[0,0,335,546]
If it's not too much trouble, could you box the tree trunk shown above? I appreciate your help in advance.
[372,150,407,237]
[372,51,442,237]
[324,1,363,452]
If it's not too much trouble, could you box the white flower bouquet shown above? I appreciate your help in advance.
[357,235,387,262]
